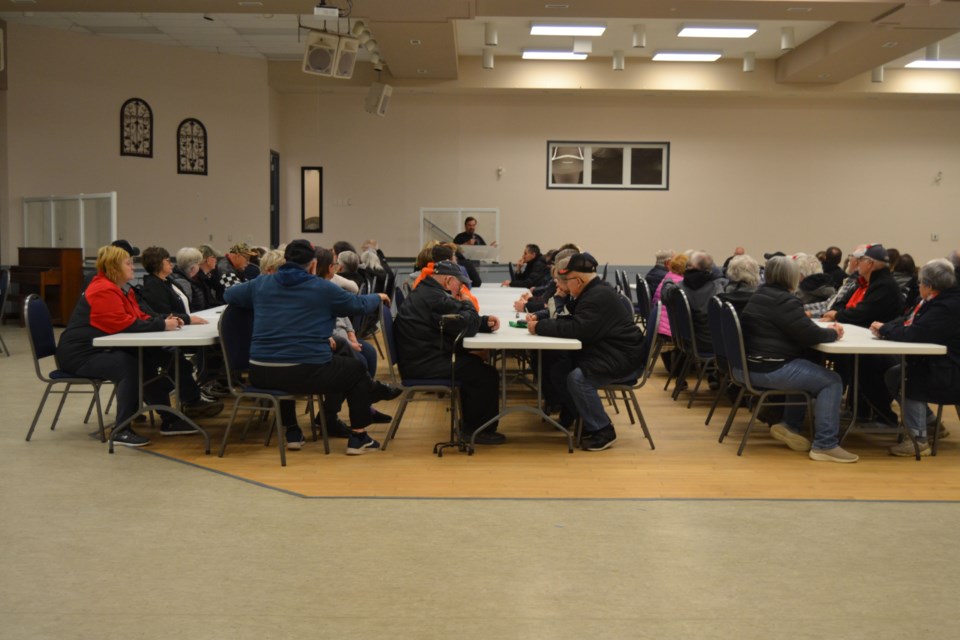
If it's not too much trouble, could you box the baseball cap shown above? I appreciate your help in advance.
[558,252,598,276]
[850,246,868,258]
[862,244,889,263]
[434,260,469,284]
[283,239,317,266]
[111,239,140,257]
[228,242,256,256]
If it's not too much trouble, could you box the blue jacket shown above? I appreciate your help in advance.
[224,262,381,365]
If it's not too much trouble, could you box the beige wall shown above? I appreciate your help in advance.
[2,21,958,268]
[2,22,270,262]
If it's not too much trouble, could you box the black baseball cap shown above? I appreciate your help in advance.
[862,244,889,263]
[434,260,469,284]
[112,239,140,257]
[284,239,317,266]
[558,252,598,275]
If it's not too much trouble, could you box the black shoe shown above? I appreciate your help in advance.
[182,397,223,419]
[581,425,617,451]
[316,416,352,438]
[113,429,150,447]
[371,381,403,402]
[286,426,306,450]
[464,430,506,445]
[160,419,198,436]
[370,409,393,424]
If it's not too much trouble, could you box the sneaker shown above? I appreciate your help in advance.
[889,438,931,457]
[582,425,617,451]
[113,429,150,447]
[182,397,224,419]
[770,423,811,452]
[371,381,403,402]
[201,380,232,398]
[809,446,859,463]
[346,431,381,455]
[463,430,507,445]
[370,409,393,424]
[316,416,352,438]
[160,419,198,436]
[286,426,306,451]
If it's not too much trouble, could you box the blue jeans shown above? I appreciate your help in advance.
[747,359,842,450]
[566,367,640,433]
[884,364,930,439]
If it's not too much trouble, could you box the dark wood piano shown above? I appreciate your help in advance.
[11,247,84,326]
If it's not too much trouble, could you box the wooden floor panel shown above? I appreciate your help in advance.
[141,369,960,501]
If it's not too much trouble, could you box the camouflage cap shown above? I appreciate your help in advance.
[228,242,256,256]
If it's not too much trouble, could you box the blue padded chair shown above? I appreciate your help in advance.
[634,274,652,331]
[217,304,329,466]
[378,303,461,451]
[0,268,10,356]
[24,294,107,442]
[704,296,733,427]
[715,300,814,456]
[394,286,405,310]
[663,285,717,407]
[596,301,662,450]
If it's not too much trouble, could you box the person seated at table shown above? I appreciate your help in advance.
[821,245,846,290]
[871,259,960,456]
[528,253,644,451]
[168,247,215,312]
[337,250,366,289]
[645,250,673,294]
[224,240,395,454]
[258,249,285,275]
[721,246,746,275]
[526,255,575,414]
[740,256,857,463]
[666,251,726,356]
[56,246,221,447]
[412,244,479,311]
[806,244,866,318]
[514,248,578,314]
[502,244,550,288]
[216,242,258,292]
[139,246,209,326]
[793,252,836,307]
[359,248,387,292]
[396,260,503,444]
[890,252,919,311]
[718,253,760,315]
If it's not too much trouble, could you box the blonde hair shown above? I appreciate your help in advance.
[96,245,132,285]
[259,249,286,275]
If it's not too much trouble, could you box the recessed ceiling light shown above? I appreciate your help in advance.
[522,49,588,60]
[410,39,422,45]
[652,51,722,62]
[678,25,756,38]
[530,23,605,37]
[906,60,960,69]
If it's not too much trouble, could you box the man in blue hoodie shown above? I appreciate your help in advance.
[224,239,392,454]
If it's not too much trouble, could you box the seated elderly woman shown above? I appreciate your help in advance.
[740,256,858,463]
[258,249,285,275]
[871,259,960,456]
[718,253,760,314]
[653,253,688,374]
[336,250,366,289]
[55,246,221,447]
[793,252,836,307]
[140,246,208,324]
[168,246,216,312]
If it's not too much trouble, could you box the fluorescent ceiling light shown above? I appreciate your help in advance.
[653,51,722,62]
[522,49,588,60]
[530,23,605,37]
[905,60,960,69]
[678,25,756,38]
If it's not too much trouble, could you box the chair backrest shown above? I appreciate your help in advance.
[25,294,57,362]
[662,285,692,354]
[393,286,405,310]
[384,270,396,302]
[706,296,727,361]
[617,292,635,319]
[635,273,652,318]
[717,300,756,392]
[379,302,401,373]
[601,263,608,282]
[0,268,10,314]
[637,301,662,385]
[218,305,255,390]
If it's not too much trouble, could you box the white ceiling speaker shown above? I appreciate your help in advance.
[780,27,795,51]
[303,31,339,76]
[743,51,755,72]
[365,82,392,117]
[334,37,359,79]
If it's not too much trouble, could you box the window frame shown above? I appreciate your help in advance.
[546,140,670,191]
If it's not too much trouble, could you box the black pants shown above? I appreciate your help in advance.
[455,354,500,433]
[835,353,898,421]
[250,357,372,430]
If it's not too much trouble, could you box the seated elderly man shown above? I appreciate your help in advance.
[872,259,960,456]
[718,253,760,315]
[396,260,503,444]
[216,242,258,292]
[528,253,645,451]
[502,244,550,289]
[645,250,673,293]
[794,252,836,307]
[806,244,866,318]
[677,251,727,354]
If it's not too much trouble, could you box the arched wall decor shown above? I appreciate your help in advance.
[120,97,153,158]
[177,118,207,175]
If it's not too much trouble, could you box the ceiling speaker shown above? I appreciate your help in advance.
[334,37,360,79]
[303,31,339,76]
[365,82,392,117]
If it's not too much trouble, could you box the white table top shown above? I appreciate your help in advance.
[93,305,224,348]
[465,287,580,351]
[811,322,946,356]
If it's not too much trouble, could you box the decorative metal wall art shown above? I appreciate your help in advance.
[120,98,153,157]
[177,118,208,175]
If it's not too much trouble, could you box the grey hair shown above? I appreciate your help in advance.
[337,250,360,273]
[793,253,823,279]
[764,256,800,291]
[259,249,286,275]
[654,249,674,266]
[690,251,715,272]
[919,258,957,291]
[175,246,203,272]
[360,249,384,273]
[726,254,760,287]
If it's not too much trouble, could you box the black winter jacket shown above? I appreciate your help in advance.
[139,273,193,323]
[510,255,550,289]
[879,286,960,403]
[535,278,644,379]
[796,273,836,305]
[678,268,727,353]
[645,265,668,294]
[831,267,902,327]
[395,277,493,378]
[740,284,838,373]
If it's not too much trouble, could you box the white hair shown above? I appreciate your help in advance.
[793,253,823,279]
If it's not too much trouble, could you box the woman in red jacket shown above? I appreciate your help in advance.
[56,245,213,447]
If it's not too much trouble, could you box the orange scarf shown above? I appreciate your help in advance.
[412,262,479,311]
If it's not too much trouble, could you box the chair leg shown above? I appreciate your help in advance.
[25,384,55,441]
[687,361,708,408]
[0,332,9,357]
[705,373,728,426]
[628,390,654,450]
[718,387,744,443]
[50,384,72,431]
[382,390,413,450]
[218,399,244,457]
[622,390,636,424]
[92,383,106,443]
[605,389,620,414]
[932,403,945,456]
[672,357,692,401]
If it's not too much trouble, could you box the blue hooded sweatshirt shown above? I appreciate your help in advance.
[223,262,381,365]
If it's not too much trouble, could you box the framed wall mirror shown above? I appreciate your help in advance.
[301,166,323,232]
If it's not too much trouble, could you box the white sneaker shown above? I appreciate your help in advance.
[809,446,859,463]
[770,423,811,452]
[889,439,931,457]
